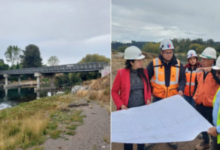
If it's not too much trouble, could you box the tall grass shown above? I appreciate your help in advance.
[0,94,83,150]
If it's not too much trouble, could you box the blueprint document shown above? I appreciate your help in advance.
[111,95,213,143]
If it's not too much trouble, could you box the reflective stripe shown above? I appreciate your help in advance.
[151,79,165,85]
[186,68,198,73]
[186,82,195,86]
[153,58,179,85]
[153,58,165,85]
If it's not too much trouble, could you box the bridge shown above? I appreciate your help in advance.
[0,62,110,90]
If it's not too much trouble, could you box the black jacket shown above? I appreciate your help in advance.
[147,54,186,100]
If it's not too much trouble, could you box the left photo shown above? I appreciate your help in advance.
[0,1,110,150]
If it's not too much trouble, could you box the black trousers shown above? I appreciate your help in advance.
[124,143,145,150]
[195,104,213,144]
[211,136,220,150]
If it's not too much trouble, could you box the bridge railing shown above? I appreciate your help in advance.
[0,62,108,75]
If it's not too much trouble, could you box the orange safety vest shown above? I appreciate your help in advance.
[151,58,180,99]
[184,68,197,97]
[193,71,220,107]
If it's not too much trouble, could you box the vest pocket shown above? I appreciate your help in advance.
[153,87,165,98]
[169,88,178,96]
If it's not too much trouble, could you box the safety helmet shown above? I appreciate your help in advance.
[187,50,197,59]
[160,39,174,51]
[200,47,216,59]
[213,56,220,70]
[124,46,145,60]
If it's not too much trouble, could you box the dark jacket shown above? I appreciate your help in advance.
[147,54,186,100]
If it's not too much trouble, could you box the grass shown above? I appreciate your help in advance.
[0,94,85,150]
[103,136,110,144]
[76,74,110,103]
[65,131,75,136]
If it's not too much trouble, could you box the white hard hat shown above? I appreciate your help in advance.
[160,39,174,51]
[187,50,197,59]
[200,47,217,59]
[124,46,145,60]
[212,56,220,70]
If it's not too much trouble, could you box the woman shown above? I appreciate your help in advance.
[183,50,201,107]
[111,46,151,150]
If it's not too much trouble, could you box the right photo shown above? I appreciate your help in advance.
[111,0,220,150]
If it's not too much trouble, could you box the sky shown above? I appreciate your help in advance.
[0,0,110,66]
[112,0,220,42]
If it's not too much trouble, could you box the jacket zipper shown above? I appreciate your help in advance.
[189,69,192,96]
[166,87,168,98]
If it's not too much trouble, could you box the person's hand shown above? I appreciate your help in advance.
[208,127,218,137]
[120,105,128,110]
[146,99,151,105]
[198,67,212,72]
[178,90,183,96]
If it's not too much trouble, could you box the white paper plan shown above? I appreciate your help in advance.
[111,95,213,143]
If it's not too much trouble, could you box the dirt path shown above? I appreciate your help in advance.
[42,101,110,150]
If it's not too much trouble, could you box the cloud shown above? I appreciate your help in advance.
[0,0,110,65]
[112,0,220,42]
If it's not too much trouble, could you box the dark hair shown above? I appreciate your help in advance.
[125,60,150,92]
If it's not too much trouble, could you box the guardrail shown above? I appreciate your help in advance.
[0,62,108,75]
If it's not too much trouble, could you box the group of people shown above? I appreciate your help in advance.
[111,39,220,150]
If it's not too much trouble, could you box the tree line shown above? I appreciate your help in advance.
[112,38,220,55]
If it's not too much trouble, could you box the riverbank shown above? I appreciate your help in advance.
[0,93,110,150]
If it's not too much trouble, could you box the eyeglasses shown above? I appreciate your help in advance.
[162,51,173,55]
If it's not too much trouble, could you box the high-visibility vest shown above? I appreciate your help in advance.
[213,87,220,144]
[193,72,219,107]
[184,68,197,97]
[151,58,180,99]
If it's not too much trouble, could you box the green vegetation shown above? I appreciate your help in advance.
[0,94,85,150]
[112,38,220,55]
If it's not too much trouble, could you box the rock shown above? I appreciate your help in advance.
[71,85,86,93]
[68,99,89,107]
[61,108,70,112]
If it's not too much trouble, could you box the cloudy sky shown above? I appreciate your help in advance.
[0,0,110,66]
[112,0,220,42]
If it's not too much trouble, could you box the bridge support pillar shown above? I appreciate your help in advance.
[3,74,9,87]
[99,65,111,77]
[34,73,42,90]
[18,88,21,95]
[18,76,21,85]
[5,88,8,98]
[51,75,55,88]
[36,91,40,99]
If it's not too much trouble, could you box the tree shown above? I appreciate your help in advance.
[0,61,9,70]
[21,44,43,68]
[47,56,60,66]
[142,42,160,54]
[78,54,110,64]
[4,45,21,66]
[117,45,128,52]
[189,43,205,54]
[68,73,82,85]
[78,54,109,80]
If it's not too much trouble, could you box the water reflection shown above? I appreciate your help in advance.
[0,87,56,110]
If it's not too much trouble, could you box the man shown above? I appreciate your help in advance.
[194,47,220,150]
[207,56,220,150]
[145,39,186,150]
